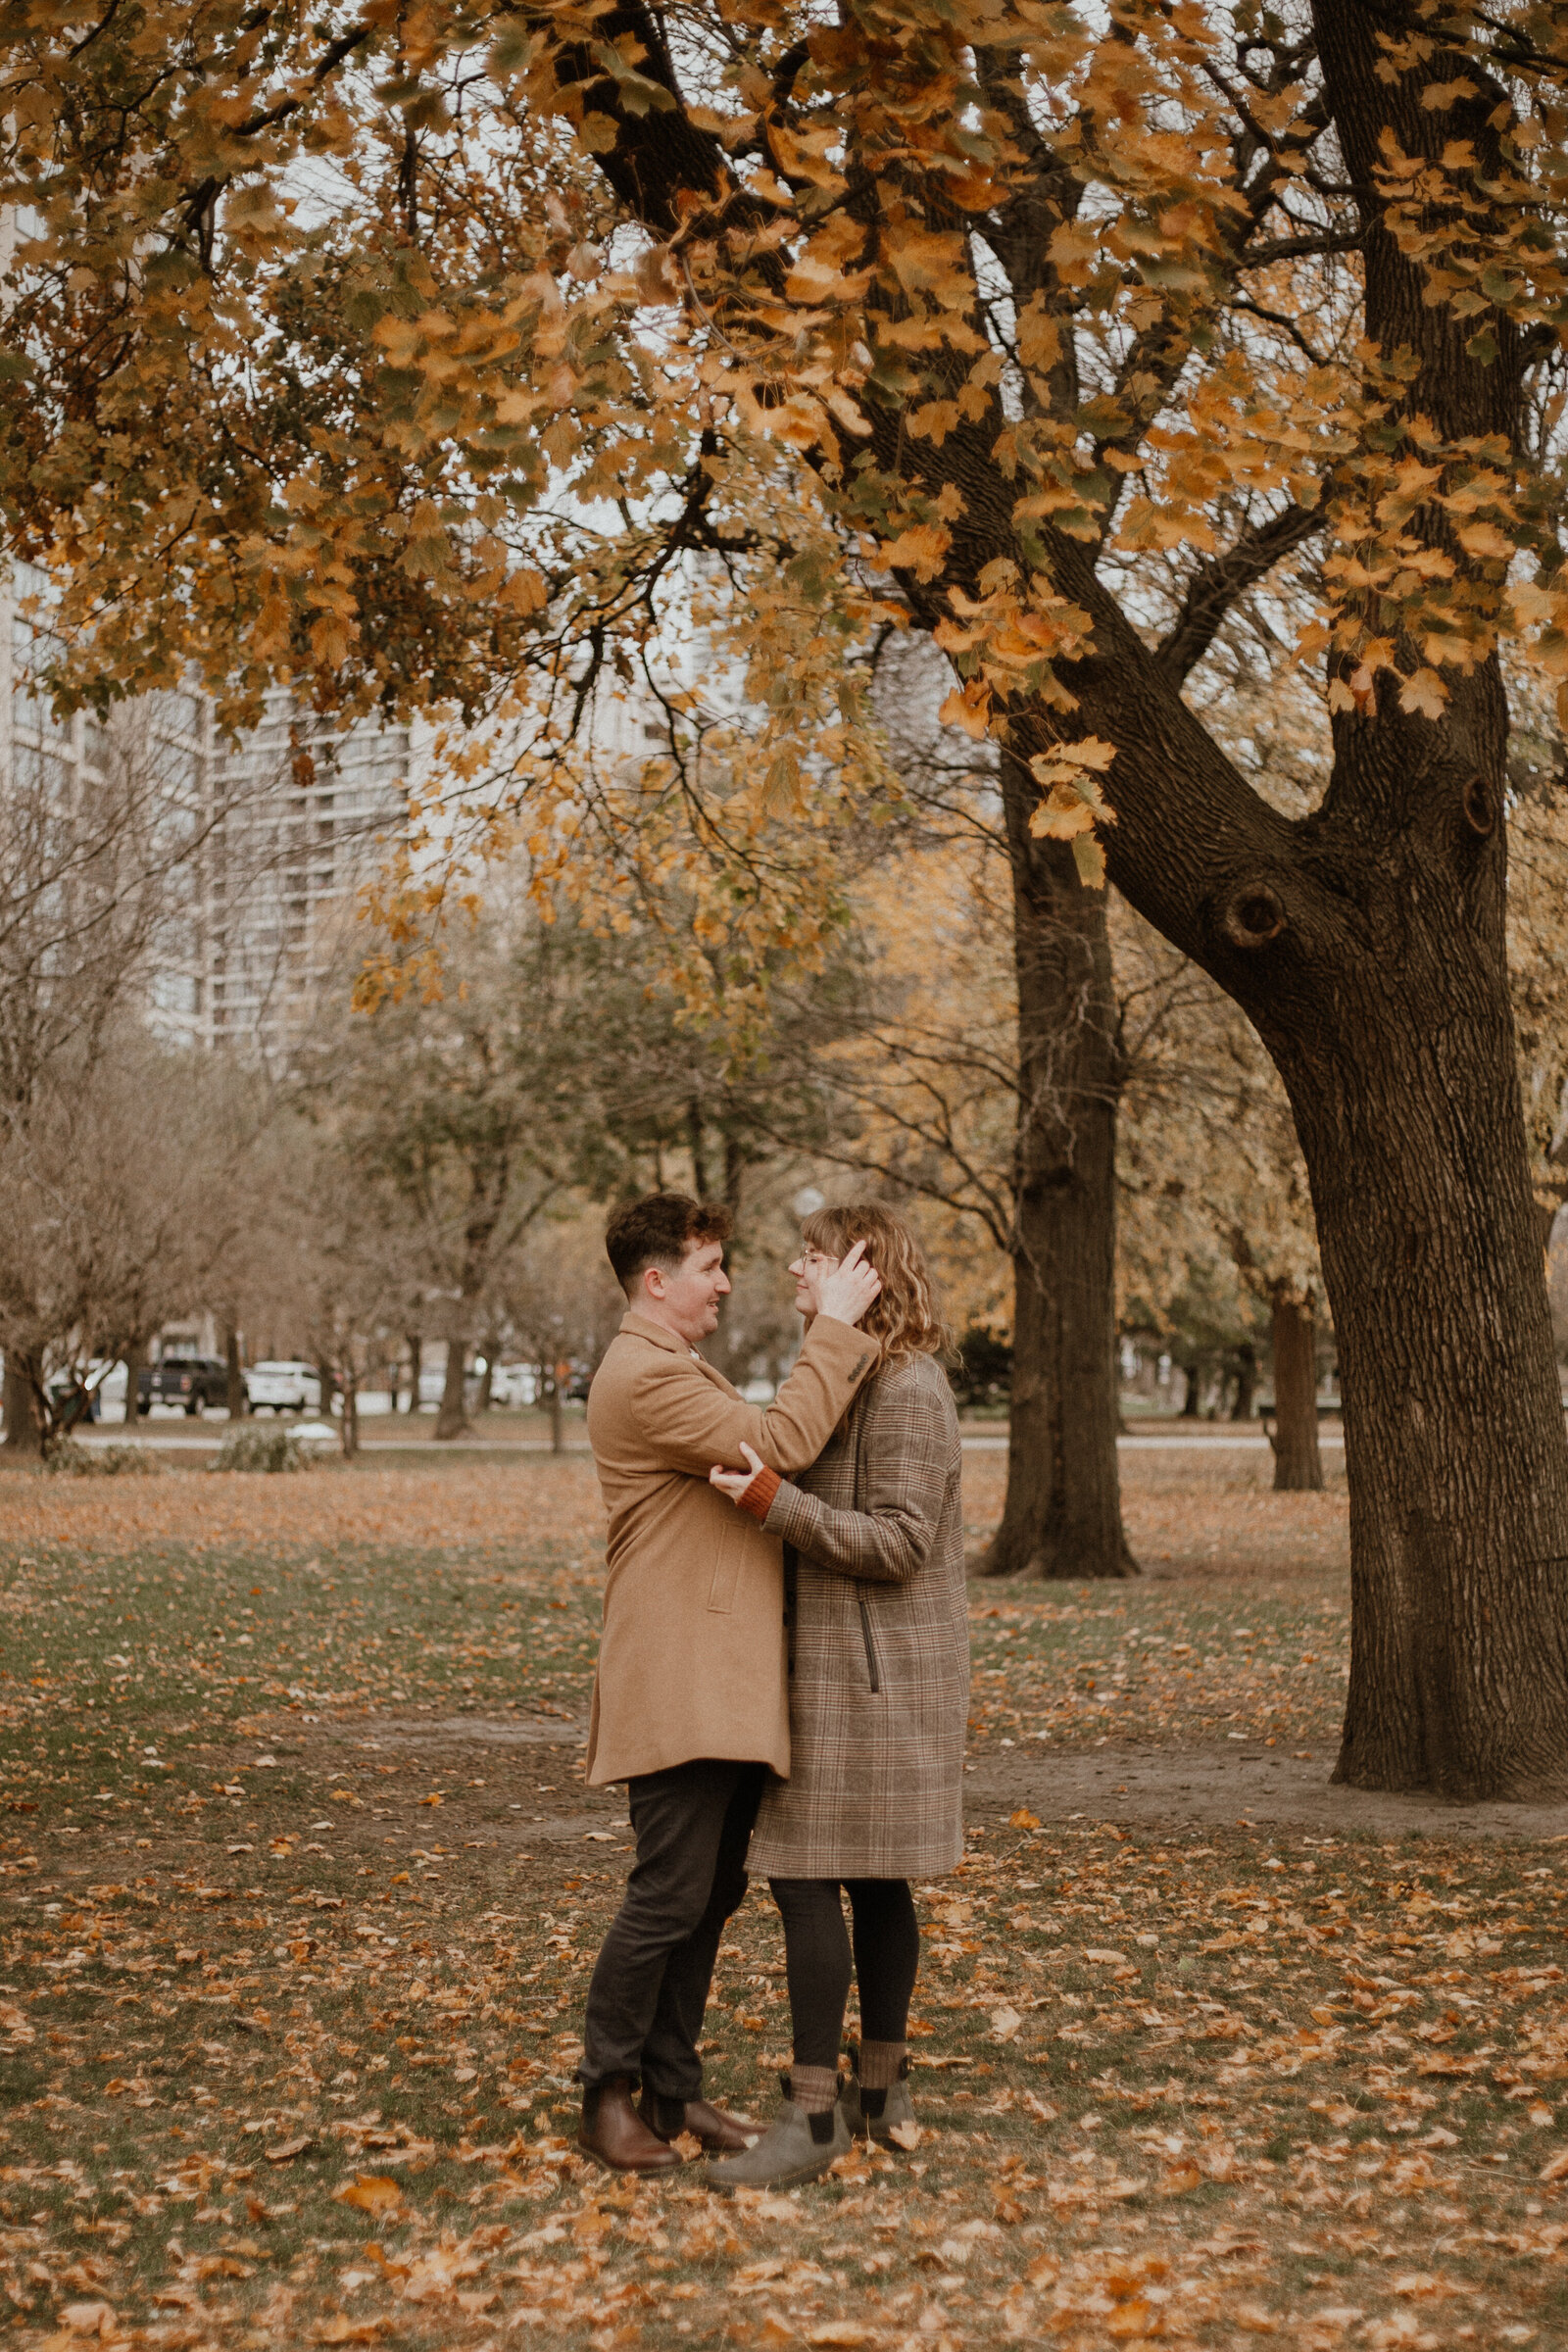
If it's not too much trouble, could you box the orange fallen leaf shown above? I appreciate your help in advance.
[266,2133,315,2162]
[58,2306,116,2339]
[312,2323,386,2346]
[334,2176,404,2217]
[1161,2163,1204,2194]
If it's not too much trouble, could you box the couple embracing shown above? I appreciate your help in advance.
[575,1191,969,2188]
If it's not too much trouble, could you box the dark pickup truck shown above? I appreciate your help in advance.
[138,1355,230,1415]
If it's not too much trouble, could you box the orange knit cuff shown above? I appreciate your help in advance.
[735,1465,782,1524]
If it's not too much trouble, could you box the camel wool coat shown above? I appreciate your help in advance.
[583,1309,875,1788]
[746,1351,968,1879]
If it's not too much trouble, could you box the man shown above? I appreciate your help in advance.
[577,1191,880,2172]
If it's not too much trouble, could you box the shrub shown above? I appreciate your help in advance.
[45,1441,166,1478]
[211,1424,313,1474]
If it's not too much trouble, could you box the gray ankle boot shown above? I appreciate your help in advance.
[841,2047,915,2146]
[702,2076,850,2192]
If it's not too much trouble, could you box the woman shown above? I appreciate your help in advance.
[704,1202,968,2189]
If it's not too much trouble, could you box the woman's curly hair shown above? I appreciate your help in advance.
[802,1201,952,1369]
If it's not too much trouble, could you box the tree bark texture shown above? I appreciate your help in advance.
[223,1323,247,1420]
[435,1158,511,1441]
[981,759,1136,1580]
[2,1351,41,1456]
[122,1338,146,1425]
[435,1343,468,1443]
[406,1335,421,1413]
[1232,1342,1257,1424]
[1268,1290,1323,1494]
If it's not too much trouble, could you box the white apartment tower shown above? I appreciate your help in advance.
[0,563,411,1051]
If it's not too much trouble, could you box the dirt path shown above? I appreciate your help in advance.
[210,1710,1568,1853]
[963,1741,1568,1839]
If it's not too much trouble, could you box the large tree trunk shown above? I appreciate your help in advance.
[981,763,1136,1580]
[1275,939,1568,1794]
[2,1350,42,1456]
[1011,0,1568,1793]
[1298,0,1568,1796]
[1268,1288,1322,1493]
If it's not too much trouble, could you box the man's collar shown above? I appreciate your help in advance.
[619,1308,698,1357]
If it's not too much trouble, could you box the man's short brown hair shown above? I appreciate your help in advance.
[605,1193,733,1294]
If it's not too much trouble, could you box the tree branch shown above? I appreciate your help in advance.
[1152,504,1326,685]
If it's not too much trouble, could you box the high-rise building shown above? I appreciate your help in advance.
[0,564,411,1052]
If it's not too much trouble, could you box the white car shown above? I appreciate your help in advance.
[487,1362,538,1407]
[246,1360,322,1414]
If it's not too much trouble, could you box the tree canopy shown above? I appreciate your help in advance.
[9,2,1568,896]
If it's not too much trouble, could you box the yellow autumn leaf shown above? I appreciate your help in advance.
[1398,667,1448,720]
[872,522,953,581]
[1073,832,1107,888]
[1456,520,1514,562]
[940,681,992,739]
[762,752,802,815]
[1030,735,1117,780]
[1421,77,1477,110]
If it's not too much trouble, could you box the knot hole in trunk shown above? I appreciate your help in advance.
[1221,883,1287,951]
[1461,773,1495,838]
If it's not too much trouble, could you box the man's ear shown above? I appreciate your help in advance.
[641,1263,667,1301]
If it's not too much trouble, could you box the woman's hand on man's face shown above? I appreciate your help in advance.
[806,1236,881,1327]
[710,1440,764,1503]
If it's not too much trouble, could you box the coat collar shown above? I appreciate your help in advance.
[619,1308,695,1357]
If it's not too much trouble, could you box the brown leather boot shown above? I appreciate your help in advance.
[578,2078,682,2174]
[640,2087,759,2154]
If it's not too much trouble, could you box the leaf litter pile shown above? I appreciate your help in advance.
[3,1449,1567,2350]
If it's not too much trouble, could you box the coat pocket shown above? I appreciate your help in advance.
[708,1528,743,1614]
[858,1593,882,1693]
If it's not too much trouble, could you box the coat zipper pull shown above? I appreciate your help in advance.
[858,1594,881,1693]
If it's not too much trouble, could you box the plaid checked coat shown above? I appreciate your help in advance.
[745,1351,968,1879]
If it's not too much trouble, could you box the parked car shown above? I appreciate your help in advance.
[245,1360,322,1414]
[487,1362,538,1407]
[139,1354,230,1415]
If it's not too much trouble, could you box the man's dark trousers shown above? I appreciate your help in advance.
[580,1757,764,2100]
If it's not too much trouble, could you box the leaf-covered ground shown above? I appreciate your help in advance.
[3,1449,1566,2350]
